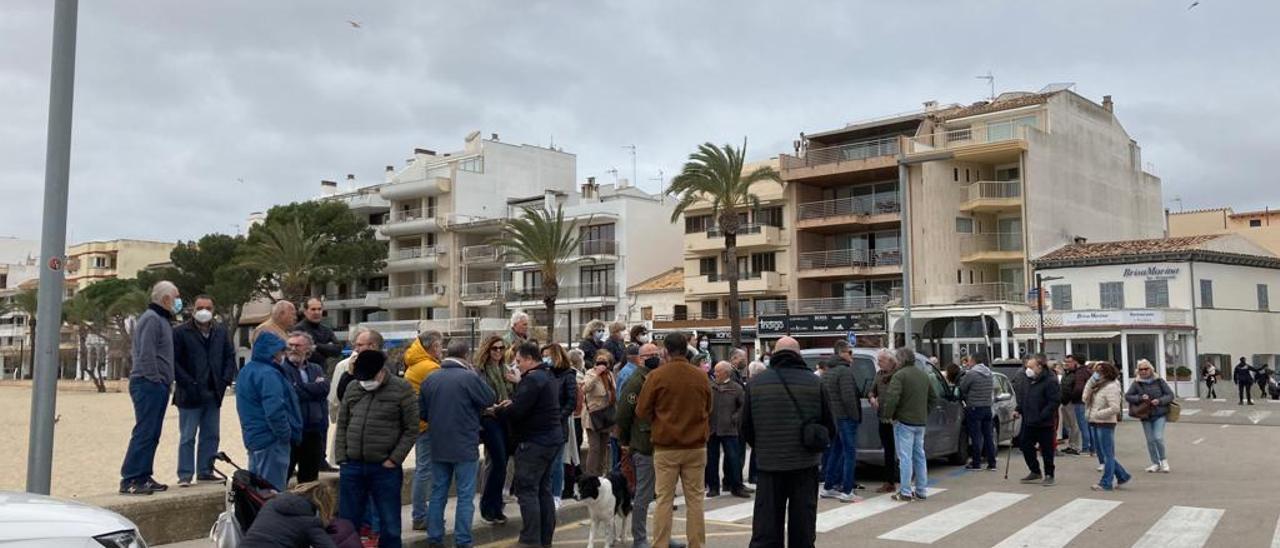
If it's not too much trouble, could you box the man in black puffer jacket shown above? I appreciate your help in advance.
[1015,354,1061,486]
[742,337,834,548]
[819,340,862,502]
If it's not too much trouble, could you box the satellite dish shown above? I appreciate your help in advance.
[465,130,481,142]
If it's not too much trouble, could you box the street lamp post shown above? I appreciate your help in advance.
[1035,272,1064,354]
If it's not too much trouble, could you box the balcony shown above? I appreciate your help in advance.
[380,283,447,309]
[906,118,1037,161]
[651,312,760,330]
[796,195,901,231]
[900,282,1022,306]
[790,295,890,314]
[380,175,450,200]
[580,240,618,258]
[796,248,901,279]
[385,245,446,273]
[324,290,389,310]
[685,223,782,252]
[959,232,1024,264]
[462,244,502,265]
[380,207,441,237]
[779,136,901,180]
[684,271,786,297]
[960,181,1022,214]
[460,281,504,305]
[504,284,620,309]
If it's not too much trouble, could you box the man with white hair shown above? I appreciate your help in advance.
[251,299,297,346]
[503,311,531,346]
[119,281,181,495]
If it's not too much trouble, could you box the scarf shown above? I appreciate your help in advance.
[481,360,513,401]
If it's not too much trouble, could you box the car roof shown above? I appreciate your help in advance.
[0,491,139,540]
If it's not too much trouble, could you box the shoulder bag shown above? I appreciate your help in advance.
[776,369,830,453]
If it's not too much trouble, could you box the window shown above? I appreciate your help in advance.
[522,270,543,290]
[950,126,972,142]
[1145,279,1169,308]
[953,168,959,182]
[580,223,615,242]
[757,206,784,228]
[685,215,711,234]
[426,197,437,218]
[91,256,109,269]
[1051,284,1073,310]
[698,257,717,276]
[579,265,615,296]
[1100,282,1124,309]
[1200,279,1214,308]
[751,252,777,273]
[673,304,688,321]
[955,217,974,233]
[641,306,653,321]
[1250,219,1263,228]
[1259,284,1270,311]
[738,299,752,319]
[457,156,484,173]
[700,300,719,319]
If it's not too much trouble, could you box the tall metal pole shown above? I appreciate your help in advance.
[27,0,79,495]
[1036,272,1046,353]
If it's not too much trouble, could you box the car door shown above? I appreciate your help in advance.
[923,362,962,457]
[852,355,882,451]
[992,373,1017,443]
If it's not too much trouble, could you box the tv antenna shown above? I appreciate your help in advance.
[650,169,666,202]
[605,167,620,184]
[1172,196,1184,212]
[976,71,995,101]
[622,145,637,188]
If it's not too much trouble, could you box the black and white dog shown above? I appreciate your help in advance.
[577,472,633,547]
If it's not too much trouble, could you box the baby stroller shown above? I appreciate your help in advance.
[209,452,278,548]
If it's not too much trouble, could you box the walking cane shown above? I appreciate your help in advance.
[1004,429,1016,480]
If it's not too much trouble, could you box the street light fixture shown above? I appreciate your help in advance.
[1035,272,1064,353]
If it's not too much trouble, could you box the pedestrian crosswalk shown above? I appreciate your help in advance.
[1180,408,1202,416]
[1211,409,1236,417]
[697,487,1242,547]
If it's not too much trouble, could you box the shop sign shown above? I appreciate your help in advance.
[758,312,886,335]
[1061,310,1166,326]
[1122,265,1181,280]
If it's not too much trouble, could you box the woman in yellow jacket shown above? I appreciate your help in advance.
[403,332,441,530]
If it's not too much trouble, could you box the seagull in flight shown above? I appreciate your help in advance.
[1187,1,1200,9]
[347,20,362,28]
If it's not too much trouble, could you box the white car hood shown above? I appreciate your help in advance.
[0,491,138,541]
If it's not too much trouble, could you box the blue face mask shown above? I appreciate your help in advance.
[172,297,184,314]
[1091,372,1101,381]
[542,357,552,366]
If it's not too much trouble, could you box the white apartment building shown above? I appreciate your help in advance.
[316,176,392,339]
[884,87,1163,363]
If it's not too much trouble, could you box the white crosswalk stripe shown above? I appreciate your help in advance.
[1184,397,1200,401]
[1271,514,1280,548]
[703,500,756,522]
[878,491,1028,544]
[1131,506,1223,548]
[814,488,949,533]
[993,498,1122,548]
[1211,409,1236,417]
[1181,408,1202,416]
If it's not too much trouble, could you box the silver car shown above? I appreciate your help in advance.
[0,491,147,547]
[801,348,1021,465]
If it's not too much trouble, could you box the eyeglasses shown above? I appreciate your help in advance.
[491,347,505,352]
[1138,367,1152,371]
[595,361,609,366]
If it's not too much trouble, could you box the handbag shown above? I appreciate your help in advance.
[209,509,242,548]
[1166,400,1181,422]
[590,403,617,431]
[1128,401,1152,420]
[776,369,830,453]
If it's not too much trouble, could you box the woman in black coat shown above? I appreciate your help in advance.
[241,483,359,548]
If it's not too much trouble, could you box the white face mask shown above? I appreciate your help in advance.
[638,334,651,344]
[193,309,214,324]
[1024,368,1036,379]
[699,341,709,349]
[359,380,382,391]
[594,330,607,342]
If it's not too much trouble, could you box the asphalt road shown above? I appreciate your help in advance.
[492,416,1280,548]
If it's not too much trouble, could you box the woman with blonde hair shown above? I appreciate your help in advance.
[578,319,609,363]
[1086,362,1131,491]
[241,481,360,547]
[542,342,580,506]
[581,349,618,476]
[1125,358,1175,473]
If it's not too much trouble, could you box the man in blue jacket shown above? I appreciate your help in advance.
[420,339,497,548]
[283,331,330,484]
[236,331,302,491]
[120,281,181,496]
[172,295,238,488]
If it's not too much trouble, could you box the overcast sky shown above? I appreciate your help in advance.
[1,0,1277,244]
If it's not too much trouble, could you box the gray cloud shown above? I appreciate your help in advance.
[1,0,1277,242]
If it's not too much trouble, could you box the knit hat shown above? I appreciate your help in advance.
[352,351,387,381]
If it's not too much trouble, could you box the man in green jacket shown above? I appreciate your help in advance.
[617,342,687,548]
[879,347,937,502]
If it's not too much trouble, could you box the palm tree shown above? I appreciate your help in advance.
[494,206,587,340]
[63,292,105,389]
[668,140,782,348]
[5,288,39,379]
[239,220,325,303]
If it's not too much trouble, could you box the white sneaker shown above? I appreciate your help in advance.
[1159,460,1170,473]
[819,489,841,499]
[1096,464,1104,472]
[553,496,562,509]
[1144,464,1160,473]
[836,492,863,503]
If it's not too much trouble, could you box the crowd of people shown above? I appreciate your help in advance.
[116,280,1204,548]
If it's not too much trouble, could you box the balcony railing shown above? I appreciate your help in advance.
[797,248,901,270]
[388,207,437,223]
[393,245,445,261]
[966,180,1021,201]
[908,118,1038,153]
[652,312,760,322]
[791,296,891,314]
[796,195,901,221]
[960,232,1024,255]
[504,284,619,302]
[462,244,502,264]
[706,271,764,283]
[896,282,1021,305]
[706,223,765,238]
[580,240,618,256]
[389,283,447,298]
[781,136,901,170]
[324,290,370,301]
[461,281,503,300]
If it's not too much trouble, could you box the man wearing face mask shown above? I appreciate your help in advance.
[1014,354,1061,486]
[235,331,303,492]
[617,343,687,548]
[120,281,182,496]
[336,350,419,548]
[172,295,238,488]
[630,324,652,347]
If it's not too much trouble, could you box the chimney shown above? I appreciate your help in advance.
[1102,95,1113,113]
[320,180,338,196]
[923,100,938,112]
[491,133,499,141]
[346,174,356,187]
[1073,236,1088,245]
[414,148,436,157]
[384,165,395,183]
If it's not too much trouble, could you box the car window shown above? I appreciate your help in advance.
[852,356,876,396]
[993,374,1009,397]
[925,366,947,398]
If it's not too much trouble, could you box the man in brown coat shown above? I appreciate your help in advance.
[637,332,712,548]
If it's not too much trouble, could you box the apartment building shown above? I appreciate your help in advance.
[1168,206,1280,256]
[64,239,175,293]
[316,176,392,339]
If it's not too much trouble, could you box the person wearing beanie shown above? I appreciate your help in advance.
[335,349,418,548]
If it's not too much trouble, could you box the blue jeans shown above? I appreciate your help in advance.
[177,403,221,481]
[893,422,927,497]
[339,461,404,548]
[1142,416,1167,464]
[550,445,565,498]
[411,432,432,523]
[120,378,169,486]
[428,460,479,545]
[1073,403,1093,452]
[249,440,291,491]
[705,434,743,492]
[963,407,996,468]
[823,419,858,493]
[1095,425,1131,489]
[479,417,509,519]
[610,437,622,475]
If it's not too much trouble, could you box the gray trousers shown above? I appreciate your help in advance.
[633,452,655,545]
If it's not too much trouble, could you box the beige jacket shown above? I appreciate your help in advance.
[580,367,616,430]
[1085,379,1123,425]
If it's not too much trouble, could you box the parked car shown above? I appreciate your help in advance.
[0,490,147,547]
